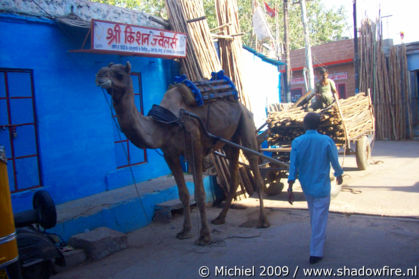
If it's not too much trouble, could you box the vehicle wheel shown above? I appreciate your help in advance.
[265,181,284,196]
[22,261,51,279]
[33,190,57,229]
[356,136,371,170]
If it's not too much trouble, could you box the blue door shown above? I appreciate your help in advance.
[0,69,41,192]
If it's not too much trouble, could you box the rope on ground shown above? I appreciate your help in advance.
[341,185,362,194]
[224,232,262,239]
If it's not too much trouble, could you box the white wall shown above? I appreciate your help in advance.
[241,48,280,128]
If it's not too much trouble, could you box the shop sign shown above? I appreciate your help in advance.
[329,72,348,80]
[91,19,187,58]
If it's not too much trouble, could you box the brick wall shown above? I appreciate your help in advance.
[290,39,354,69]
[288,39,355,101]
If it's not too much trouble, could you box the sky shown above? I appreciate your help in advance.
[321,0,419,44]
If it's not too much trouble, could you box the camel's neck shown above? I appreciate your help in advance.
[111,86,165,149]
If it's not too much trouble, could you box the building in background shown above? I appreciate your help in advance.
[288,39,355,102]
[406,41,419,137]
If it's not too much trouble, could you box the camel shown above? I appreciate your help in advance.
[96,62,269,245]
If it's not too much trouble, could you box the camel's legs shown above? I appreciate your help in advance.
[164,153,193,239]
[211,144,240,225]
[246,154,270,228]
[189,134,211,245]
[240,114,270,228]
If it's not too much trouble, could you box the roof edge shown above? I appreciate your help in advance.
[243,45,286,66]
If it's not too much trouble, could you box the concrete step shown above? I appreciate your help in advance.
[48,175,214,242]
[68,227,127,261]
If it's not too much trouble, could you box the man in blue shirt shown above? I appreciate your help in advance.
[288,112,343,264]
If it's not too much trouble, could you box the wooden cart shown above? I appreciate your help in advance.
[264,91,375,167]
[253,91,375,196]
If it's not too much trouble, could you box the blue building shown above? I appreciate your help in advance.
[0,1,180,214]
[0,0,283,240]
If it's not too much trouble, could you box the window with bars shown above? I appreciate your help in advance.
[111,72,147,169]
[0,69,42,192]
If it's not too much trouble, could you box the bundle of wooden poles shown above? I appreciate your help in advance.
[165,0,222,81]
[214,0,250,109]
[165,0,250,109]
[359,18,413,140]
[165,0,253,198]
[267,93,374,146]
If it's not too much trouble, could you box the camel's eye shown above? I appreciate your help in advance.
[115,73,123,80]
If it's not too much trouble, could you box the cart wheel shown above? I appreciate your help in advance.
[265,181,284,196]
[355,136,371,170]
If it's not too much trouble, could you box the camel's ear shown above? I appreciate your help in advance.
[125,61,131,73]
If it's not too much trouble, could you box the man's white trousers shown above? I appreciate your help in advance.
[305,194,331,257]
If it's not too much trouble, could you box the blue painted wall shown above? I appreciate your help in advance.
[0,14,180,212]
[50,177,214,242]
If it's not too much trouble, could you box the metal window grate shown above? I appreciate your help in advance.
[0,68,42,193]
[110,72,147,169]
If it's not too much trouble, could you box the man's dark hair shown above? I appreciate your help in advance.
[304,112,321,130]
[319,68,328,74]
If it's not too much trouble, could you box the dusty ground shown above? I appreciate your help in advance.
[244,140,419,218]
[52,141,419,279]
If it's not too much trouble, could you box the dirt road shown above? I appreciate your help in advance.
[52,141,419,279]
[246,140,419,217]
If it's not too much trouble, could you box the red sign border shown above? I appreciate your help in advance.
[89,19,188,59]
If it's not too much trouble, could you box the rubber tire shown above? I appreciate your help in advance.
[356,136,371,170]
[265,181,284,196]
[32,190,57,229]
[22,261,51,279]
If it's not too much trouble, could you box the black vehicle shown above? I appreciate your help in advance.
[12,190,65,279]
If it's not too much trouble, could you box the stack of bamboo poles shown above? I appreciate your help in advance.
[211,152,255,199]
[214,0,250,109]
[359,18,413,140]
[267,93,374,145]
[165,0,256,198]
[165,0,222,81]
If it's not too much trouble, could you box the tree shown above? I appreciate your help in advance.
[91,0,349,50]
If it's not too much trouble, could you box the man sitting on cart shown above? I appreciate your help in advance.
[310,68,337,110]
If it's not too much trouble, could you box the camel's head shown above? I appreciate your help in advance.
[96,62,132,95]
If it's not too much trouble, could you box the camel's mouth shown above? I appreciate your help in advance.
[96,77,112,89]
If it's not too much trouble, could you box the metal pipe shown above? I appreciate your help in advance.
[216,137,290,168]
